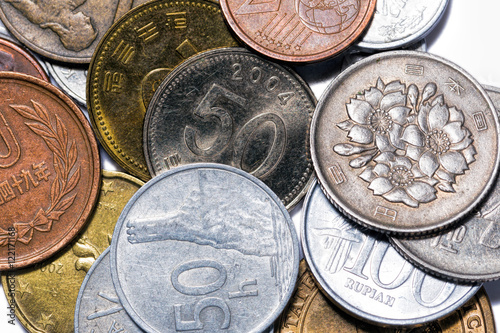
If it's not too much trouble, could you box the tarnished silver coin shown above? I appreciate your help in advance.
[390,86,500,282]
[311,51,500,234]
[75,248,143,332]
[144,47,316,210]
[110,163,299,333]
[46,63,87,105]
[357,0,448,50]
[302,181,481,327]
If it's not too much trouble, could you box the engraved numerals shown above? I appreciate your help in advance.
[0,111,21,168]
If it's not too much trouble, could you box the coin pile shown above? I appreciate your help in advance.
[0,0,497,332]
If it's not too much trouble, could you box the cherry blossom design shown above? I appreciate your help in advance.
[334,78,476,208]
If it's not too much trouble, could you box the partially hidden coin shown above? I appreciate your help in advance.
[144,47,315,210]
[301,181,481,327]
[46,63,87,106]
[0,37,48,81]
[0,72,100,270]
[220,0,376,63]
[75,248,143,333]
[87,0,239,182]
[390,86,500,282]
[110,163,299,333]
[311,51,500,234]
[276,260,495,332]
[1,171,142,332]
[356,0,449,51]
[0,0,151,63]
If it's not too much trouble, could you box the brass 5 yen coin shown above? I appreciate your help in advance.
[0,72,100,270]
[311,51,500,234]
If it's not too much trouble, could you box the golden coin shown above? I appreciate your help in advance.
[87,0,239,181]
[2,170,143,333]
[276,260,495,332]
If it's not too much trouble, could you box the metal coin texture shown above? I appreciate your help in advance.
[219,0,376,63]
[0,0,150,63]
[46,64,88,106]
[311,51,500,234]
[0,72,100,270]
[276,260,495,332]
[110,163,299,333]
[301,181,481,327]
[75,248,143,333]
[1,170,142,332]
[0,37,49,81]
[390,86,500,282]
[144,47,315,210]
[87,0,239,181]
[357,0,449,50]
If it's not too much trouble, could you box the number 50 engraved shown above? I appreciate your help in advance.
[184,83,286,178]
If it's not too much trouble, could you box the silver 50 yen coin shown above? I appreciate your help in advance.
[110,163,299,333]
[311,51,500,234]
[302,182,480,327]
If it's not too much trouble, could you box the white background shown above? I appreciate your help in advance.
[2,0,500,331]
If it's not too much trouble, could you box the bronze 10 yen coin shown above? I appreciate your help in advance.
[87,0,239,182]
[0,37,49,81]
[0,72,101,271]
[220,0,376,62]
[143,47,316,209]
[311,51,500,234]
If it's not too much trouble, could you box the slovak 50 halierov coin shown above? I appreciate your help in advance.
[311,51,500,234]
[110,163,299,333]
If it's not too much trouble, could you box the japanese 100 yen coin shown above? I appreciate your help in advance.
[219,0,376,62]
[356,0,449,51]
[389,86,500,282]
[301,181,481,327]
[1,170,143,333]
[0,37,49,81]
[311,51,500,234]
[110,163,299,333]
[0,0,150,63]
[87,0,239,182]
[275,260,495,332]
[0,72,100,270]
[144,47,316,210]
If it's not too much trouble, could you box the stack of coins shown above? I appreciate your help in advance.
[0,1,499,332]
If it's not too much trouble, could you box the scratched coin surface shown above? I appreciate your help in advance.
[88,0,238,181]
[276,260,494,332]
[301,181,480,326]
[111,163,299,333]
[75,248,143,333]
[144,47,315,209]
[1,170,142,332]
[0,72,100,270]
[311,51,500,234]
[390,86,500,282]
[0,37,49,81]
[47,64,88,106]
[356,0,448,50]
[0,0,150,63]
[220,0,376,62]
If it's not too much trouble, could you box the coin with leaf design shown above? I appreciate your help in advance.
[311,51,500,234]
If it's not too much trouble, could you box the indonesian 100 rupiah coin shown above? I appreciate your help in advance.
[276,260,494,332]
[0,0,150,63]
[110,163,299,333]
[0,72,101,270]
[87,0,239,182]
[301,181,480,327]
[219,0,376,62]
[311,51,500,234]
[390,86,500,282]
[1,170,143,333]
[143,47,316,210]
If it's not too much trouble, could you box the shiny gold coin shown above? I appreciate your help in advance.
[87,0,239,181]
[276,260,495,332]
[1,170,143,333]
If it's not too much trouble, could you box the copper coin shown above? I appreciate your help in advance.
[220,0,376,62]
[0,37,49,81]
[0,72,100,271]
